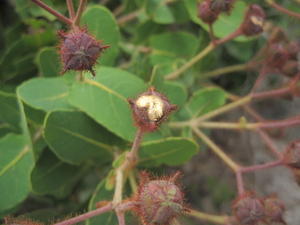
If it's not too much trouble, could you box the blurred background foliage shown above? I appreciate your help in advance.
[0,0,300,224]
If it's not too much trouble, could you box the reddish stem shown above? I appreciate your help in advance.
[269,1,300,20]
[215,29,242,45]
[54,203,112,225]
[257,129,282,159]
[66,0,76,19]
[241,159,283,173]
[251,86,291,100]
[116,211,126,225]
[74,0,87,25]
[235,170,245,195]
[31,0,73,25]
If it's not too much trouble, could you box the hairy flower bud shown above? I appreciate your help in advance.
[128,87,177,132]
[263,195,286,224]
[58,28,109,76]
[197,0,220,24]
[240,4,266,36]
[232,192,265,225]
[211,0,235,14]
[134,172,185,225]
[283,140,300,169]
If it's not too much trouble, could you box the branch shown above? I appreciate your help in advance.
[66,0,76,19]
[31,0,73,25]
[187,209,229,224]
[200,63,249,79]
[241,159,283,173]
[266,0,300,20]
[74,0,87,25]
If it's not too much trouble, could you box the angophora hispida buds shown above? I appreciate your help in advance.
[58,28,109,76]
[133,172,186,225]
[128,87,177,132]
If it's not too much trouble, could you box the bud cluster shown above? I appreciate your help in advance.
[128,87,177,132]
[133,172,186,225]
[232,192,286,225]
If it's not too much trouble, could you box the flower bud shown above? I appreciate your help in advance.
[134,172,185,225]
[58,28,109,76]
[211,0,235,14]
[197,0,220,24]
[240,4,266,36]
[232,192,265,225]
[283,140,300,169]
[263,195,286,224]
[128,87,177,132]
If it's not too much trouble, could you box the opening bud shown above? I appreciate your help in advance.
[263,195,286,224]
[58,28,109,76]
[134,172,186,225]
[197,0,220,24]
[240,4,266,36]
[283,140,300,169]
[232,192,265,225]
[128,87,177,132]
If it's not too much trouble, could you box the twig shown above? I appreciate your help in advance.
[266,0,300,20]
[187,209,229,224]
[241,159,283,173]
[31,0,73,25]
[66,0,76,19]
[200,63,249,79]
[74,0,87,25]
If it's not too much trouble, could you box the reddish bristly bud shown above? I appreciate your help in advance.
[240,4,266,36]
[263,195,286,224]
[134,172,186,225]
[283,140,300,169]
[197,0,220,24]
[58,28,109,76]
[4,217,43,225]
[211,0,235,14]
[265,43,290,70]
[128,87,177,132]
[232,192,265,225]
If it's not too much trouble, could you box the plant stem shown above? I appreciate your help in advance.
[74,0,87,26]
[266,0,300,20]
[241,159,283,173]
[251,86,291,100]
[31,0,73,25]
[187,209,229,224]
[116,211,126,225]
[215,29,242,45]
[192,127,240,172]
[66,0,76,18]
[257,129,283,158]
[127,128,144,164]
[165,43,215,80]
[200,63,249,79]
[53,203,113,225]
[235,170,245,195]
[117,9,142,25]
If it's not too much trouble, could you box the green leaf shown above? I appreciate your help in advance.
[35,47,60,77]
[86,180,117,225]
[31,150,85,198]
[184,0,248,41]
[0,91,22,134]
[139,137,198,167]
[44,110,120,165]
[68,66,147,141]
[146,0,175,24]
[149,31,199,65]
[181,87,227,119]
[17,77,73,112]
[0,134,34,211]
[81,6,120,66]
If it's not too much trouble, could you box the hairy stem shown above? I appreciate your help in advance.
[266,0,300,20]
[31,0,73,25]
[200,63,249,79]
[54,203,113,225]
[187,209,229,224]
[74,0,87,25]
[192,127,240,172]
[66,0,75,18]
